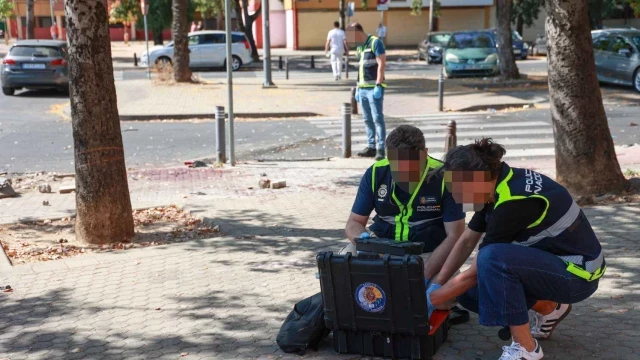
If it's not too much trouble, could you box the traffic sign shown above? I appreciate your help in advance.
[377,0,388,11]
[346,2,355,17]
[141,0,150,16]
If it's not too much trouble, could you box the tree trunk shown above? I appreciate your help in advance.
[545,0,627,195]
[172,0,192,82]
[496,0,520,79]
[64,0,135,244]
[26,0,34,39]
[339,0,345,30]
[153,31,163,45]
[216,13,223,31]
[516,13,524,37]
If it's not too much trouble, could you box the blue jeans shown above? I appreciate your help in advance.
[458,243,600,327]
[359,87,385,150]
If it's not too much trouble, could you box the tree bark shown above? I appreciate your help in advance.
[339,0,345,30]
[172,0,192,82]
[64,0,135,244]
[241,1,260,62]
[496,0,520,79]
[153,31,163,45]
[26,0,34,39]
[545,0,627,195]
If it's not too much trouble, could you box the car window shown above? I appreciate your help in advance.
[201,34,225,44]
[188,36,200,46]
[232,34,247,43]
[632,36,640,48]
[10,46,60,57]
[611,37,634,54]
[593,37,613,52]
[512,30,523,41]
[448,33,495,49]
[430,34,451,45]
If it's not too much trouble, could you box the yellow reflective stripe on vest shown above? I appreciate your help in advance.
[494,168,549,229]
[371,158,389,192]
[566,262,606,282]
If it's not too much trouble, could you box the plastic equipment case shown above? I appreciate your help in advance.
[317,250,449,360]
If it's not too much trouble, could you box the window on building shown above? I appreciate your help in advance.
[38,17,53,28]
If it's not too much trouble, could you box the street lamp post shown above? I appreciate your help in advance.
[141,0,151,80]
[225,0,235,165]
[262,0,275,87]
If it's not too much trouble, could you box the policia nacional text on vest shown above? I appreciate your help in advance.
[491,164,606,283]
[357,35,387,89]
[369,156,448,252]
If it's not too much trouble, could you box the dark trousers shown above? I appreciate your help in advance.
[458,243,600,327]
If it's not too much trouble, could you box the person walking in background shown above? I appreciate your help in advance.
[50,22,59,40]
[197,21,204,31]
[376,22,387,44]
[324,21,348,81]
[190,21,197,33]
[347,23,387,160]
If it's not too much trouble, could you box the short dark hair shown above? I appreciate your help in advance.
[334,21,340,28]
[442,138,506,176]
[386,125,426,151]
[348,22,364,33]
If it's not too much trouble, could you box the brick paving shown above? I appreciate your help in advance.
[1,159,639,359]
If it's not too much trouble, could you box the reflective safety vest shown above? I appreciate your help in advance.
[357,35,386,89]
[369,156,448,251]
[491,164,606,282]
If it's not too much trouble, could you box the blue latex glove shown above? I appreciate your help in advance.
[355,87,361,103]
[359,232,370,239]
[426,282,442,319]
[373,85,383,100]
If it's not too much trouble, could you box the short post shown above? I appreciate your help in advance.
[311,55,315,69]
[444,120,457,153]
[133,53,138,67]
[342,103,352,158]
[438,67,445,112]
[279,56,283,70]
[350,87,358,115]
[215,106,226,164]
[285,57,289,80]
[345,55,349,79]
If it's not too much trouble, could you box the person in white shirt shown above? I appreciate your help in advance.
[376,23,387,44]
[325,22,349,80]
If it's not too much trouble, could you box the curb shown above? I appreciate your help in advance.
[61,104,321,121]
[455,102,536,112]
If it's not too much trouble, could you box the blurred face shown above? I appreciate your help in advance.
[388,148,428,194]
[444,170,496,211]
[346,28,365,46]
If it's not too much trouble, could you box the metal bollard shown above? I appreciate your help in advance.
[345,55,349,79]
[438,67,445,112]
[279,56,283,70]
[311,55,315,69]
[215,106,226,164]
[350,87,358,115]
[285,57,289,80]
[444,120,457,154]
[133,53,138,67]
[342,103,352,158]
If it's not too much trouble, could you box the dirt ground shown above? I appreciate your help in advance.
[0,205,220,265]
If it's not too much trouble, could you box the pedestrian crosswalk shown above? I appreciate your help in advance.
[306,112,556,160]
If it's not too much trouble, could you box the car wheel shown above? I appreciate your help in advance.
[155,57,172,68]
[231,56,242,71]
[634,68,640,93]
[2,87,14,96]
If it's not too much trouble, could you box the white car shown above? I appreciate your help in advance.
[140,30,253,71]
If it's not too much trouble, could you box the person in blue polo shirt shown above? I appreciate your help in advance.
[343,125,467,307]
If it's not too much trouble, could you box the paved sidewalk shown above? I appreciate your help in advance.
[1,158,640,359]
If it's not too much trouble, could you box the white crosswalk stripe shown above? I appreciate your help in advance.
[307,112,556,160]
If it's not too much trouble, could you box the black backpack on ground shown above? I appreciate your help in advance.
[276,292,330,354]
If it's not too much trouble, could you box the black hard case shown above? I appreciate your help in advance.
[317,251,448,359]
[355,237,424,256]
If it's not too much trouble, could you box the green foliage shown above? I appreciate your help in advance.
[134,0,195,38]
[511,0,542,28]
[587,0,617,28]
[411,0,439,17]
[0,0,14,20]
[362,0,368,10]
[194,0,224,18]
[109,0,141,24]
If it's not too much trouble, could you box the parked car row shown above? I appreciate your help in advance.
[592,28,640,92]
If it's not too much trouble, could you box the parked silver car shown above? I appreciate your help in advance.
[140,30,253,71]
[531,34,547,56]
[592,29,640,92]
[1,40,69,96]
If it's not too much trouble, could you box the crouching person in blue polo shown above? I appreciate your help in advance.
[343,125,466,293]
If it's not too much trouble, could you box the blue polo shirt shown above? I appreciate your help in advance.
[351,163,465,252]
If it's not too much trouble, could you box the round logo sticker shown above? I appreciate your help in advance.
[355,282,386,313]
[378,184,388,198]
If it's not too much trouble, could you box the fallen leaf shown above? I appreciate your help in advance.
[612,295,624,299]
[2,288,13,293]
[155,307,161,311]
[631,122,638,127]
[181,352,189,357]
[71,348,81,353]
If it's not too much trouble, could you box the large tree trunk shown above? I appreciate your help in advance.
[496,0,520,79]
[172,0,192,82]
[26,0,34,39]
[545,0,627,195]
[516,13,524,37]
[64,0,135,244]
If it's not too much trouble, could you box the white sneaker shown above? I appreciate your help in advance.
[530,303,572,339]
[499,340,543,360]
